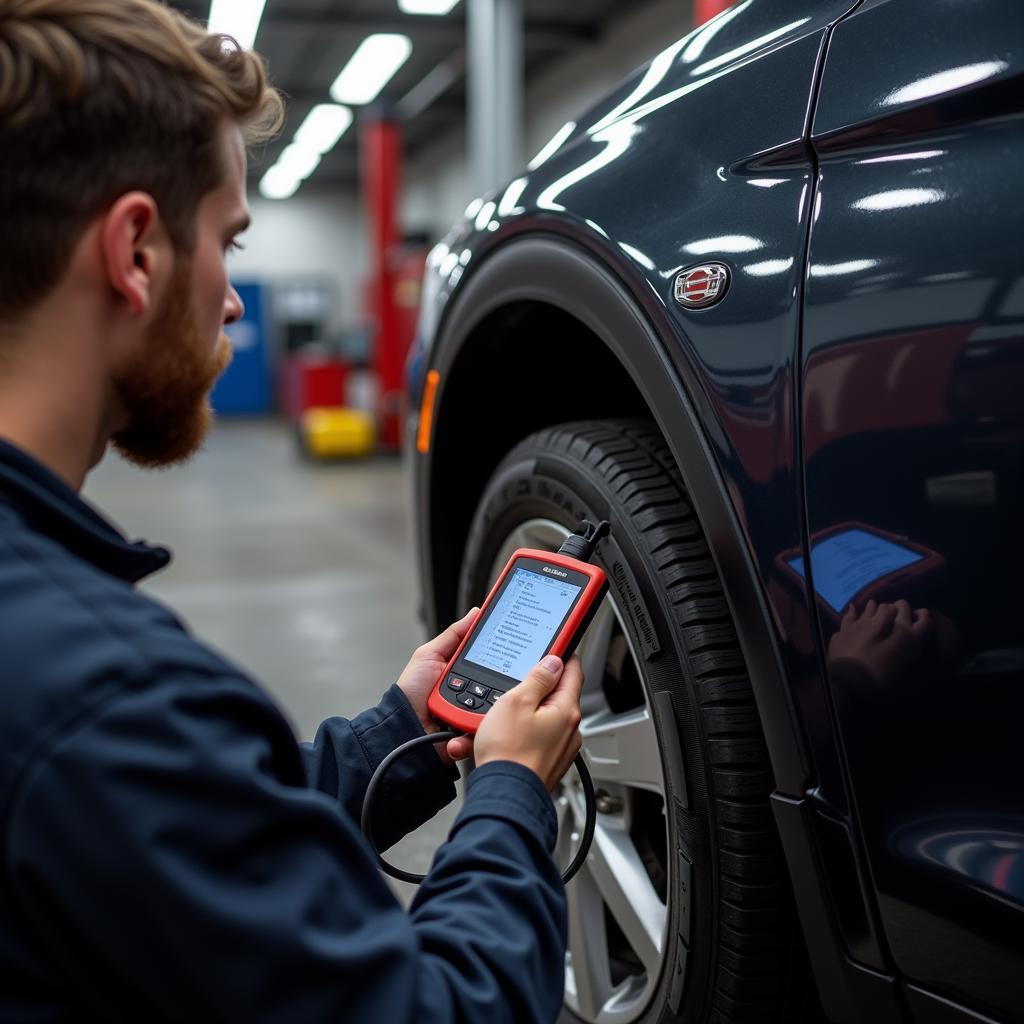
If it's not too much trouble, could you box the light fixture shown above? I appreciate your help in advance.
[207,0,268,50]
[852,188,945,212]
[528,121,576,171]
[276,143,321,181]
[330,34,413,105]
[398,0,462,13]
[259,165,300,200]
[293,104,354,155]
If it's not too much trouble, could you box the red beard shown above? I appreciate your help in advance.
[111,261,233,469]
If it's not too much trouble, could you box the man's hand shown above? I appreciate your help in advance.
[827,598,932,685]
[472,655,584,792]
[396,608,479,765]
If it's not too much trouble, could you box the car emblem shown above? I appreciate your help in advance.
[674,263,729,309]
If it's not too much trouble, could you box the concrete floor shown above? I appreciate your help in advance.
[84,418,459,902]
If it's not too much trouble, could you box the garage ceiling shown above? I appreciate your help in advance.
[167,0,647,188]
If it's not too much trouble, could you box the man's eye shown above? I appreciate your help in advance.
[227,240,246,254]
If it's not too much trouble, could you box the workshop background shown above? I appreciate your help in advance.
[85,0,726,898]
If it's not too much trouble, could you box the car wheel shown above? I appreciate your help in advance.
[458,420,812,1023]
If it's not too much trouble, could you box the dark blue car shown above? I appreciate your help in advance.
[406,2,1024,1021]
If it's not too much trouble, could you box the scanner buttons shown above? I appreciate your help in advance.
[446,674,505,712]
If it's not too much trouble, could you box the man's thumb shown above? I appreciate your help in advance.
[522,655,564,698]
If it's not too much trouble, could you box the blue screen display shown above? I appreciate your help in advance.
[787,528,923,613]
[465,568,581,681]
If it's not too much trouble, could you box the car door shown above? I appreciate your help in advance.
[800,1,1024,1020]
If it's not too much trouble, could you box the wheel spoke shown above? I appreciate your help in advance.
[553,792,577,866]
[483,516,675,1023]
[581,706,664,792]
[577,599,615,701]
[586,820,666,978]
[566,858,614,1019]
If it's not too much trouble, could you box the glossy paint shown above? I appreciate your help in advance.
[414,0,863,817]
[407,0,1024,1017]
[803,0,1024,1017]
[409,0,883,986]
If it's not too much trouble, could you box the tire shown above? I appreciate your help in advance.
[457,420,816,1024]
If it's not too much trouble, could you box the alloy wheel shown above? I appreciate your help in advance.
[488,518,670,1024]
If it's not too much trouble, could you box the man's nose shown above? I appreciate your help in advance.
[224,285,244,325]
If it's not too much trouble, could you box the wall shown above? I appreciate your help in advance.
[232,187,367,338]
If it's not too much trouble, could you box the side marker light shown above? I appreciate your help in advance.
[416,369,441,454]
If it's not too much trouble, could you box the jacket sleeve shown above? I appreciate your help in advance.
[299,683,460,849]
[5,672,566,1024]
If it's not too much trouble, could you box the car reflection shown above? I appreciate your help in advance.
[852,187,946,212]
[884,61,1010,106]
[896,823,1024,905]
[536,122,638,213]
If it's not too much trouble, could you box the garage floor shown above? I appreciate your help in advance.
[84,418,459,902]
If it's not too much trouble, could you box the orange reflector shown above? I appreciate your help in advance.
[416,369,441,454]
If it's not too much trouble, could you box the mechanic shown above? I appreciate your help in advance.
[0,1,584,1021]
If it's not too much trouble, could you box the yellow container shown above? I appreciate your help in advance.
[301,407,376,459]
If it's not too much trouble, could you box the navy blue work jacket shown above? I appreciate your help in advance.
[0,440,566,1023]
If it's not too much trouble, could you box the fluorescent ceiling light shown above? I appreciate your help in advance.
[528,121,576,171]
[398,0,462,13]
[885,61,1008,106]
[684,234,763,255]
[259,165,300,201]
[330,34,413,105]
[207,0,268,50]
[293,104,354,155]
[852,187,945,212]
[810,259,878,278]
[276,143,321,180]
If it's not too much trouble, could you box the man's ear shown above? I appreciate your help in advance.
[101,192,167,316]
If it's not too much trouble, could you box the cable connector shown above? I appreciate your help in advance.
[557,519,610,563]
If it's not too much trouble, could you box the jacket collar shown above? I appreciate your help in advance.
[0,439,170,583]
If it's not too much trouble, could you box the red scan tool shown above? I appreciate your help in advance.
[427,549,609,734]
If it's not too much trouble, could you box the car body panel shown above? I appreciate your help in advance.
[413,0,861,806]
[408,4,902,1008]
[407,0,1023,1018]
[804,0,1024,1017]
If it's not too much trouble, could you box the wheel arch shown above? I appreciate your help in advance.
[420,234,810,796]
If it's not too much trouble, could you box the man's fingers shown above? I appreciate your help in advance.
[420,607,480,659]
[446,735,474,761]
[874,602,897,633]
[515,655,565,704]
[542,655,584,713]
[893,599,913,630]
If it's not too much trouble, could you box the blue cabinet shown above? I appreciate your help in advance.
[211,281,270,415]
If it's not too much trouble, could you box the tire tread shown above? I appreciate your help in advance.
[498,420,808,1024]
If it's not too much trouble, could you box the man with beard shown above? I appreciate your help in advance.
[0,2,583,1021]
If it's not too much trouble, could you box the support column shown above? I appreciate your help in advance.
[360,113,404,450]
[467,0,524,196]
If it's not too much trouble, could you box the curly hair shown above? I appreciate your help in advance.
[0,0,284,321]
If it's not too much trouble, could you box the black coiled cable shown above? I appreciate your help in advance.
[360,730,597,885]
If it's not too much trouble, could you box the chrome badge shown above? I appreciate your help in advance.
[674,263,729,309]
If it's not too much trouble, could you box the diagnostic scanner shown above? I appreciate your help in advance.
[427,543,608,733]
[362,519,609,885]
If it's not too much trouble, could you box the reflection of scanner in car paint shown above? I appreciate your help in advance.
[778,522,945,619]
[787,528,923,612]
